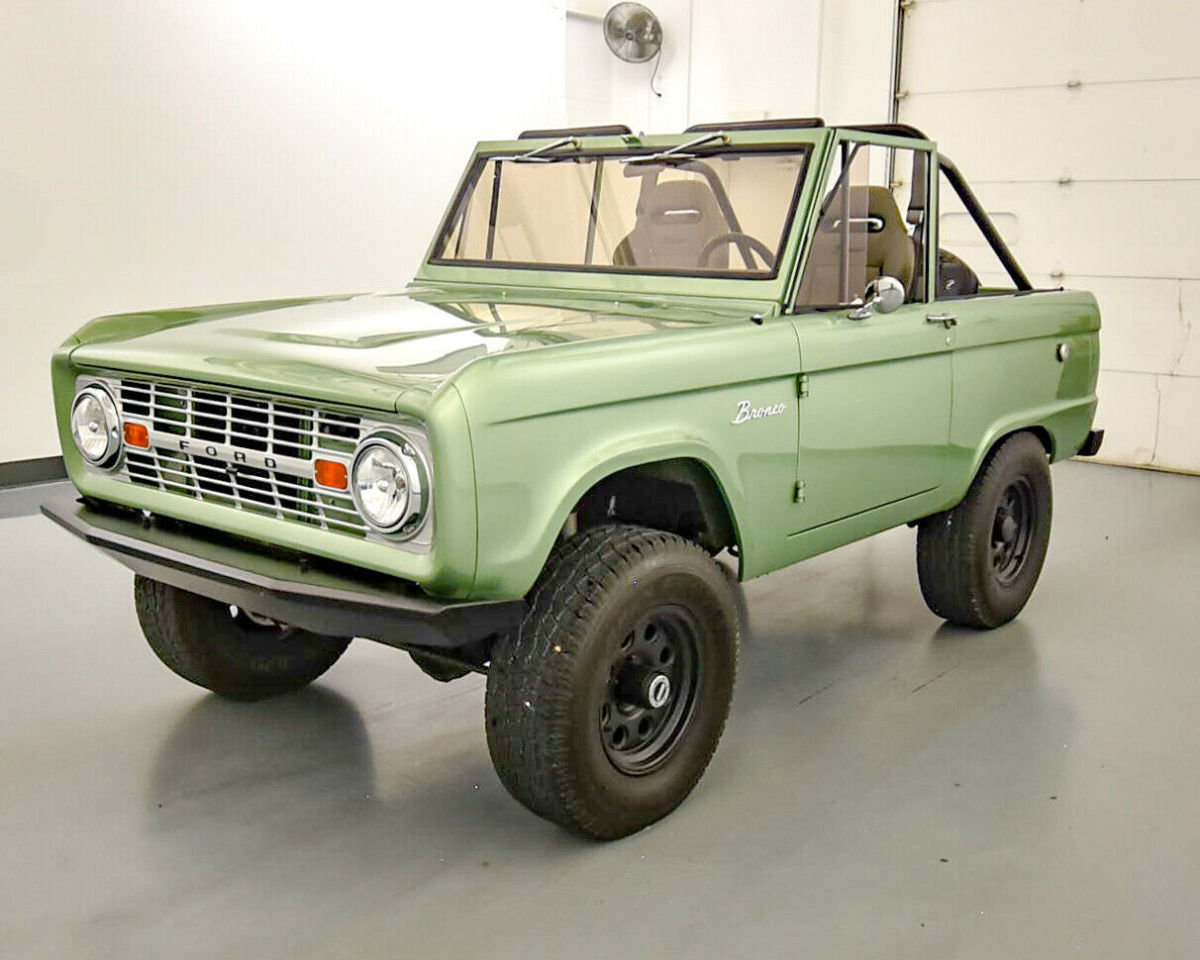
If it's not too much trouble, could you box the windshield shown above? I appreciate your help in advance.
[431,147,810,278]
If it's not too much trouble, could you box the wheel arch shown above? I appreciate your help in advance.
[467,426,759,603]
[954,398,1094,506]
[967,423,1053,489]
[517,445,747,596]
[571,455,741,556]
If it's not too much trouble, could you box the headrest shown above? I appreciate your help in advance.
[637,179,722,225]
[862,185,905,234]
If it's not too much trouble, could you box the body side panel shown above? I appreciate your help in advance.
[938,289,1100,507]
[788,306,953,536]
[456,320,803,597]
[769,290,1099,566]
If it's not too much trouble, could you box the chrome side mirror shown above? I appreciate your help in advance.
[847,276,905,320]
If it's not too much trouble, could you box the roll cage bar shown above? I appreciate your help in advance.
[937,156,1031,291]
[783,122,1030,300]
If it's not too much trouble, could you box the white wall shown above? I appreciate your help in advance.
[689,0,823,124]
[566,0,828,133]
[814,0,895,125]
[0,0,564,462]
[565,0,693,133]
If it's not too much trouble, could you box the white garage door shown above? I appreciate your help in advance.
[897,0,1200,472]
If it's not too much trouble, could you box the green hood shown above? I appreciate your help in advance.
[69,290,752,414]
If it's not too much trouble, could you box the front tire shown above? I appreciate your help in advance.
[485,525,739,840]
[916,432,1053,629]
[134,576,351,701]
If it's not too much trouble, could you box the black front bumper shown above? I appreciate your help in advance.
[42,494,525,650]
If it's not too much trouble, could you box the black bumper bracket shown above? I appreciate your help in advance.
[1077,429,1105,457]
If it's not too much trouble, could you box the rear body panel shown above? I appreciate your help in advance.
[783,288,1099,567]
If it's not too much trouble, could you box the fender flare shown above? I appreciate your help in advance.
[953,397,1094,503]
[530,439,747,586]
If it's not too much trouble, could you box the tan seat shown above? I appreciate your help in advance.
[794,183,915,308]
[861,185,914,291]
[614,178,729,270]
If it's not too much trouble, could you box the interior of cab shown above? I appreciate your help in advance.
[612,169,778,272]
[613,178,732,270]
[795,182,926,307]
[793,141,990,311]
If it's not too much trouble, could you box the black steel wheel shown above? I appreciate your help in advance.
[134,576,351,701]
[485,525,739,840]
[917,431,1053,629]
[991,477,1036,584]
[600,607,700,775]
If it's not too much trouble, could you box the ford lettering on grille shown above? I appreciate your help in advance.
[105,375,372,537]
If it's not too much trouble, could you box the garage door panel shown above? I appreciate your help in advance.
[1077,1,1200,86]
[1176,281,1200,378]
[901,0,1196,93]
[1058,276,1186,378]
[943,181,1200,281]
[965,273,1188,379]
[900,0,1199,473]
[1091,369,1159,466]
[900,1,1082,92]
[1154,375,1200,472]
[904,79,1200,183]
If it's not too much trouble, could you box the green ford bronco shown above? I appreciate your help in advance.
[46,119,1102,839]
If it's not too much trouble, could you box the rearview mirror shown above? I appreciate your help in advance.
[847,276,905,320]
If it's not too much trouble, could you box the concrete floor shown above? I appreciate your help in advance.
[1,461,1197,959]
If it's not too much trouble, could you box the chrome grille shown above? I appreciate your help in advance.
[112,377,369,537]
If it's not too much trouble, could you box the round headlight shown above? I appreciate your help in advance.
[350,436,427,536]
[71,385,121,466]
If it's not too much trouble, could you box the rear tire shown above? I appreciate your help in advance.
[916,432,1052,629]
[134,576,351,701]
[485,525,739,840]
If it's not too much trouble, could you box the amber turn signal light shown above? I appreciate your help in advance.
[123,422,150,449]
[314,459,348,490]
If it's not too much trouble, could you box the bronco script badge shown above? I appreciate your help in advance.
[731,400,787,425]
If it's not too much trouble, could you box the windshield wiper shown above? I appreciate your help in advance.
[622,132,729,166]
[492,136,581,164]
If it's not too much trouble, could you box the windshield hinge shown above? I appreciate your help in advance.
[793,480,806,503]
[797,374,810,398]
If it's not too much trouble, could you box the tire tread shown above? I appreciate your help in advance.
[916,432,1051,629]
[485,525,736,838]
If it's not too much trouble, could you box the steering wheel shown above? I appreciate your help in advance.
[698,232,776,271]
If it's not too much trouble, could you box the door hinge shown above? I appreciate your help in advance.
[797,374,810,398]
[793,480,806,503]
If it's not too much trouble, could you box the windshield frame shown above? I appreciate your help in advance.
[417,128,831,301]
[427,143,812,281]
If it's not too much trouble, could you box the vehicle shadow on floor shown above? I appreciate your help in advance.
[143,681,591,870]
[142,539,1070,872]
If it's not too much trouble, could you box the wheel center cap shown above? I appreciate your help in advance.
[646,673,671,708]
[1000,515,1018,543]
